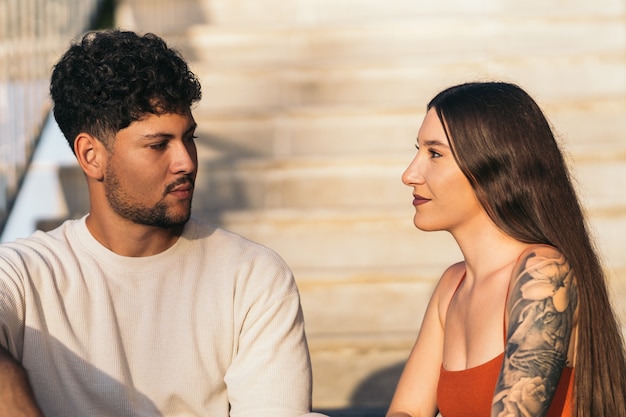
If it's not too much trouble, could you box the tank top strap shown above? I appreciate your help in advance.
[446,270,467,336]
[453,271,466,295]
[502,289,509,346]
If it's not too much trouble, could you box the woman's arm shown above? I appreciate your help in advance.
[386,265,463,417]
[491,246,577,417]
[385,300,442,417]
[0,346,44,417]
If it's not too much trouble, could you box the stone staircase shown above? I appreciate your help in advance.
[80,0,626,413]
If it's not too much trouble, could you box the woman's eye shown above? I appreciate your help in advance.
[430,150,442,158]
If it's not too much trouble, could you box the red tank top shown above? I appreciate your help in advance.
[437,353,573,416]
[436,273,574,416]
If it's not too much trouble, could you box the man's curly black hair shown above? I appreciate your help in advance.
[50,29,202,153]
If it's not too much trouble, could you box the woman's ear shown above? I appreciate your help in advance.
[74,133,107,181]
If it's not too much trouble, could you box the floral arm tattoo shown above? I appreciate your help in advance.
[491,248,577,417]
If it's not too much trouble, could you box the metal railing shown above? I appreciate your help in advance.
[0,0,108,232]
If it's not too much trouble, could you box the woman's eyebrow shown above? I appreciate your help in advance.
[418,137,450,148]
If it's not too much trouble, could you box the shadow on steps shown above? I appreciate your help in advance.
[314,406,387,417]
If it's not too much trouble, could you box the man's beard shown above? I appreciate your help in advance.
[105,168,193,229]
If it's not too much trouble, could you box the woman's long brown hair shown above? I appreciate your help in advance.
[428,82,626,416]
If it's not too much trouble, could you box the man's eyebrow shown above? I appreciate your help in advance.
[141,123,197,139]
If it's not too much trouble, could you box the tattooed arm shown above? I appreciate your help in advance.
[491,245,577,417]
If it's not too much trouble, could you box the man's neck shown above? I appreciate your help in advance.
[85,213,185,257]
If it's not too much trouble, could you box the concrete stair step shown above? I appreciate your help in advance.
[299,271,435,335]
[195,106,424,159]
[589,218,626,271]
[129,0,617,39]
[307,333,416,410]
[194,98,626,159]
[192,54,624,110]
[195,208,463,270]
[194,156,408,211]
[200,0,621,26]
[574,160,626,214]
[181,16,623,69]
[545,98,626,160]
[195,106,419,158]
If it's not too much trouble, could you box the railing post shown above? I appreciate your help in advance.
[0,0,106,233]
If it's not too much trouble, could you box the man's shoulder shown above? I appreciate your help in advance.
[0,220,82,283]
[0,219,79,255]
[186,217,280,256]
[185,217,292,275]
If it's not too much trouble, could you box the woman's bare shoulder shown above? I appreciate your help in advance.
[437,261,466,291]
[512,244,569,279]
[432,261,467,317]
[509,243,575,315]
[516,243,564,262]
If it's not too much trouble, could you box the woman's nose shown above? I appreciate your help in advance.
[402,155,423,186]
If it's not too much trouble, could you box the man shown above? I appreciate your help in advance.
[0,29,312,416]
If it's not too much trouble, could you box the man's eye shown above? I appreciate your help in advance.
[150,141,168,150]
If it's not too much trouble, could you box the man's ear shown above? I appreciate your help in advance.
[74,133,107,181]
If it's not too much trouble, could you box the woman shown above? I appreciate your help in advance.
[386,82,626,417]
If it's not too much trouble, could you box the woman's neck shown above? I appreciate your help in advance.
[451,215,530,280]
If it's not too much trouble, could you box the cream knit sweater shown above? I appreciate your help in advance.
[0,217,311,416]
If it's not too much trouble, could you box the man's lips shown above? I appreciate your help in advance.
[170,184,192,192]
[168,186,193,199]
[169,187,193,200]
[412,194,431,206]
[166,178,194,198]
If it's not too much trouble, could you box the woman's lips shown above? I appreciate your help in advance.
[412,194,431,206]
